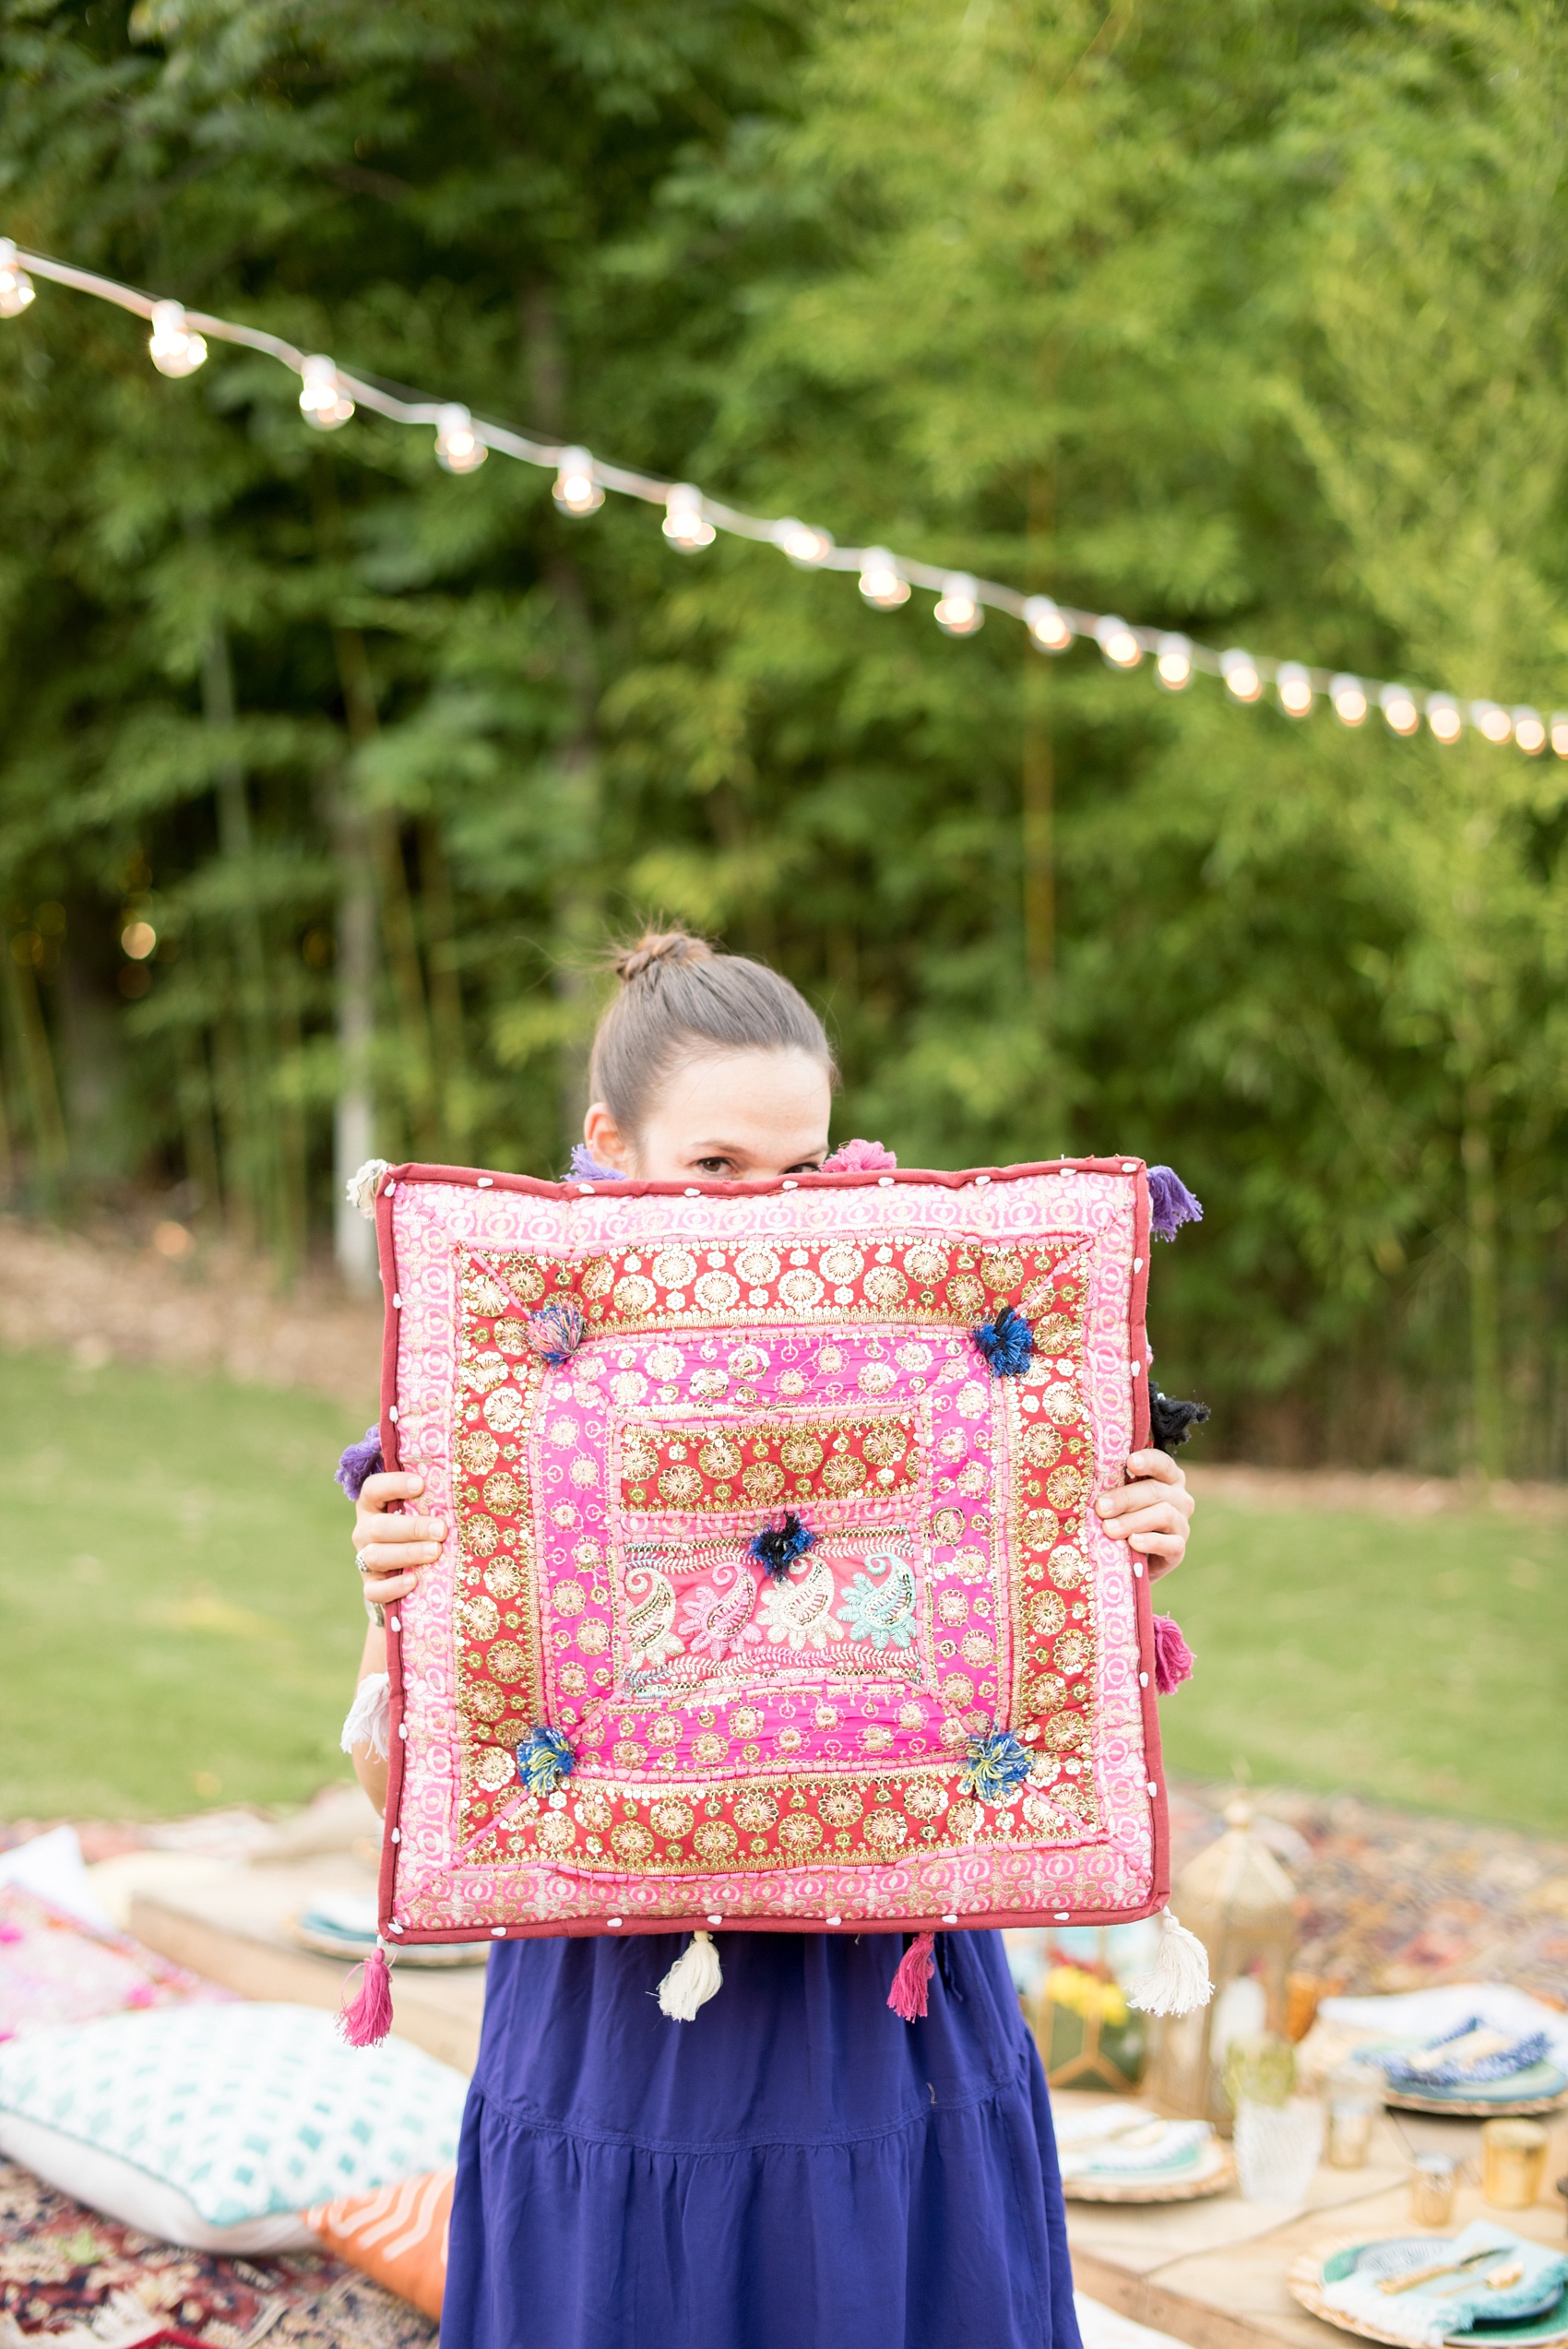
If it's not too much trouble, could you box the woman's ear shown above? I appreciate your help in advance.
[583,1101,634,1174]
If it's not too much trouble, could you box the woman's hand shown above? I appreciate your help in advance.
[1095,1450,1194,1581]
[353,1470,446,1606]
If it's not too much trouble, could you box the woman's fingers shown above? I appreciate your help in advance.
[358,1470,426,1513]
[1096,1453,1193,1579]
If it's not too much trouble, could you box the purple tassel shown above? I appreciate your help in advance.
[336,1425,384,1501]
[1152,1614,1194,1694]
[821,1138,897,1173]
[525,1300,587,1367]
[1147,1165,1203,1240]
[567,1144,624,1180]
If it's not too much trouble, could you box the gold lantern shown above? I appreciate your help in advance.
[1147,1796,1298,2130]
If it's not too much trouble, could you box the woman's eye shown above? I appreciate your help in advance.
[695,1157,734,1176]
[786,1160,824,1175]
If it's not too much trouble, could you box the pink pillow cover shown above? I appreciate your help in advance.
[371,1157,1170,1945]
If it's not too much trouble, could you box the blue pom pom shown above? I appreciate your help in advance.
[970,1303,1034,1378]
[748,1511,816,1580]
[525,1301,587,1367]
[959,1726,1033,1802]
[516,1726,576,1795]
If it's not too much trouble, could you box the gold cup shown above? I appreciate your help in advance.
[1410,2152,1458,2227]
[1482,2118,1549,2211]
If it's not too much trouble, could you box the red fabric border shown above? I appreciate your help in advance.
[373,1156,1171,1942]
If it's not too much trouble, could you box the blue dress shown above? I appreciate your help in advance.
[442,1928,1081,2349]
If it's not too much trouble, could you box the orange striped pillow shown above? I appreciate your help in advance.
[307,2166,454,2319]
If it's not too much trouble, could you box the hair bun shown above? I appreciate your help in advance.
[612,930,714,983]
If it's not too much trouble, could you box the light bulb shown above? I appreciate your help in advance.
[933,575,983,636]
[298,353,354,430]
[121,919,157,961]
[773,517,833,567]
[1095,615,1141,669]
[1330,673,1368,727]
[1472,700,1512,744]
[663,482,715,551]
[0,238,35,318]
[1551,714,1568,759]
[148,299,207,378]
[552,445,603,516]
[1514,706,1546,755]
[434,404,487,473]
[1156,634,1193,690]
[1220,647,1262,703]
[1379,683,1420,736]
[858,548,909,609]
[1277,661,1313,717]
[1426,694,1462,744]
[1024,596,1072,653]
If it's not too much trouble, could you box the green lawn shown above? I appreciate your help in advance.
[1159,1494,1568,1835]
[1,1350,371,1819]
[1,1349,1563,1832]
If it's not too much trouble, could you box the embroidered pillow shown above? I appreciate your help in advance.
[373,1157,1170,1946]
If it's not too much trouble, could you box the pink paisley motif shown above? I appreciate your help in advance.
[676,1562,760,1655]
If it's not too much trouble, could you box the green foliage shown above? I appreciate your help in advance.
[0,1349,368,1817]
[2,0,1567,1467]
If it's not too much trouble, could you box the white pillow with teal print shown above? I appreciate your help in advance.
[0,2004,469,2236]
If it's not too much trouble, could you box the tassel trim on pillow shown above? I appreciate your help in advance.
[347,1158,392,1219]
[657,1929,723,2019]
[1152,1615,1194,1694]
[1124,1908,1213,2017]
[887,1929,937,2021]
[339,1940,396,2046]
[341,1672,390,1762]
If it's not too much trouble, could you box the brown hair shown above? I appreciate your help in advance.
[588,930,836,1140]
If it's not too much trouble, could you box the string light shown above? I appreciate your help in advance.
[434,403,486,473]
[1156,633,1193,690]
[774,517,834,566]
[663,482,715,551]
[147,300,206,378]
[0,233,1557,762]
[0,238,33,317]
[1277,662,1313,717]
[552,445,603,516]
[1426,694,1463,744]
[1096,615,1142,669]
[859,548,909,609]
[1025,597,1073,653]
[1380,683,1420,737]
[298,353,354,430]
[933,574,983,635]
[1220,648,1262,704]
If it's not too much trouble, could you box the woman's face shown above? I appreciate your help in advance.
[584,1047,832,1183]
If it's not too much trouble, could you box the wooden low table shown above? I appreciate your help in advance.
[1059,2093,1568,2349]
[128,1856,488,2073]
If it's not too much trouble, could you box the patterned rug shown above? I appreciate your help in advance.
[0,2162,434,2347]
[1170,1783,1568,2003]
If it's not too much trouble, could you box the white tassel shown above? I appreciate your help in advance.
[341,1671,390,1761]
[347,1157,392,1218]
[657,1929,723,2021]
[1124,1906,1214,2017]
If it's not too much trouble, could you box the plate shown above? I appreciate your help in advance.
[291,1897,490,1967]
[1288,2237,1568,2348]
[1062,2141,1235,2203]
[1360,2048,1568,2118]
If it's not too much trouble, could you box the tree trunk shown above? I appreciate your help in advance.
[333,787,380,1293]
[1461,1088,1504,1478]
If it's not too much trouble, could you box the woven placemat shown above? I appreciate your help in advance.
[1063,2141,1235,2203]
[1286,2239,1568,2349]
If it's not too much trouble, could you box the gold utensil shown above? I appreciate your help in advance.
[1380,2247,1514,2296]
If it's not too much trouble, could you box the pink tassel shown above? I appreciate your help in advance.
[339,1943,395,2046]
[886,1929,937,2022]
[1152,1614,1194,1695]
